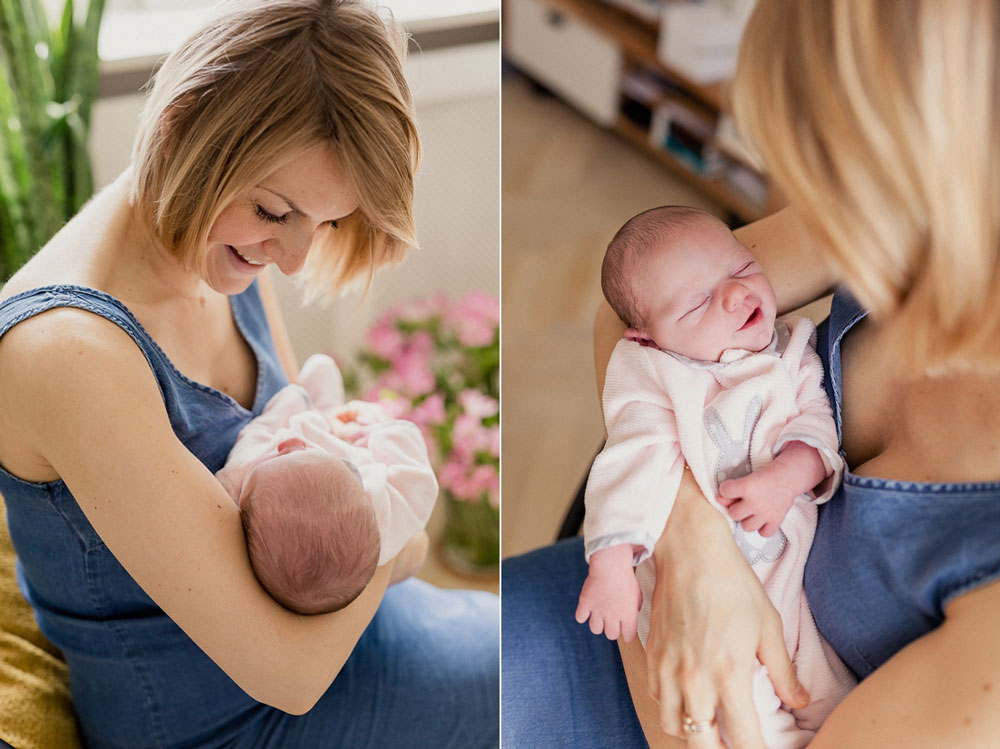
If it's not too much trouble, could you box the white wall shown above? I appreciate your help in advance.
[90,39,499,363]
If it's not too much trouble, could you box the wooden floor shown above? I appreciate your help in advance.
[501,71,724,558]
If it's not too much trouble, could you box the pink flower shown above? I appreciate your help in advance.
[459,389,499,420]
[439,457,479,501]
[366,323,405,361]
[453,317,496,348]
[452,413,491,458]
[469,464,499,496]
[443,291,499,347]
[410,392,447,425]
[488,424,500,458]
[394,347,436,397]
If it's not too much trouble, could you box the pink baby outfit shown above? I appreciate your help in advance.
[217,354,438,565]
[585,316,855,747]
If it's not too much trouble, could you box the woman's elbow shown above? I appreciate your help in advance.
[241,665,335,715]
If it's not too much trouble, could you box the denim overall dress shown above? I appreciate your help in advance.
[805,288,1000,679]
[0,284,499,748]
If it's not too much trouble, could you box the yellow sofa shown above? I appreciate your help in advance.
[0,494,81,749]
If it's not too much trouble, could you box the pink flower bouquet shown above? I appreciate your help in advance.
[345,291,499,571]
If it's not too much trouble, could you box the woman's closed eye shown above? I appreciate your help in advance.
[255,203,339,229]
[255,203,290,225]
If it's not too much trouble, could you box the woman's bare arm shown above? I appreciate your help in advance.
[810,580,1000,747]
[0,309,390,714]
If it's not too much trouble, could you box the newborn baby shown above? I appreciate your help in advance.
[217,354,438,615]
[578,206,854,746]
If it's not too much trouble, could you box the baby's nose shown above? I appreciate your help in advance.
[721,281,749,311]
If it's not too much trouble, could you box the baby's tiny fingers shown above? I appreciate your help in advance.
[589,613,605,636]
[605,618,621,641]
[574,601,590,624]
[726,501,753,522]
[741,516,764,533]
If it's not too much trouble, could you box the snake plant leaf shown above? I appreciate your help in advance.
[0,0,105,280]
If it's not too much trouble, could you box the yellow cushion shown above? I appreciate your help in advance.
[0,494,82,749]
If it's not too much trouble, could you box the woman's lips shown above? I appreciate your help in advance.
[227,245,266,272]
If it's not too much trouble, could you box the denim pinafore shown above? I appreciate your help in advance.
[0,283,288,747]
[805,288,1000,679]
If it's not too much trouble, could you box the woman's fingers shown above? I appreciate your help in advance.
[680,677,724,749]
[757,609,809,709]
[717,676,766,749]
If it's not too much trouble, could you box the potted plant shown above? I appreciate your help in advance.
[0,0,106,280]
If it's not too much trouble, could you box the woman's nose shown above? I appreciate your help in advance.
[272,228,312,276]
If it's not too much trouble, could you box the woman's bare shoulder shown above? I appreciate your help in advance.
[812,579,1000,747]
[0,305,157,481]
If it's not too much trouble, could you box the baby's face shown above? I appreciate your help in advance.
[628,218,777,361]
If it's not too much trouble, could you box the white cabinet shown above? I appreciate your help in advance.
[505,0,623,127]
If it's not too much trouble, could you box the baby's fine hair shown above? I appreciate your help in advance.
[241,461,379,614]
[602,205,716,328]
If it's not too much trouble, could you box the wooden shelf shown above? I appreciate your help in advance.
[615,116,765,222]
[544,0,727,110]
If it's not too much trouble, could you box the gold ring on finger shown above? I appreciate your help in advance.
[682,714,716,735]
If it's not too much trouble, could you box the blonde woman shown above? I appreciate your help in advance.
[0,1,498,746]
[503,0,999,746]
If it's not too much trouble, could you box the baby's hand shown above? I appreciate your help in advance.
[717,468,796,538]
[717,441,828,537]
[575,544,642,642]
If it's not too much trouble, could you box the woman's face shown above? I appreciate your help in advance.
[204,143,359,295]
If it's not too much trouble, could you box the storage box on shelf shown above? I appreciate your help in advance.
[504,0,779,222]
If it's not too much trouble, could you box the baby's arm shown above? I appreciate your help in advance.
[579,342,685,640]
[717,440,827,537]
[363,420,438,564]
[575,543,642,641]
[719,318,842,536]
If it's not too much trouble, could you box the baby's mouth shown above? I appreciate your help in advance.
[739,306,763,330]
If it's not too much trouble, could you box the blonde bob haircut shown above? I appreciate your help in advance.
[733,0,1000,372]
[129,0,420,301]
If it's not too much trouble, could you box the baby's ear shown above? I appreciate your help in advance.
[624,328,655,347]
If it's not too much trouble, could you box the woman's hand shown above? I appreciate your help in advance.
[387,530,429,586]
[643,472,809,749]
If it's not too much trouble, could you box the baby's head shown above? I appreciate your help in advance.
[238,443,379,614]
[602,206,777,361]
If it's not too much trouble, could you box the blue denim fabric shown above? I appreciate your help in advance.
[501,537,648,748]
[805,288,1000,679]
[0,285,499,748]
